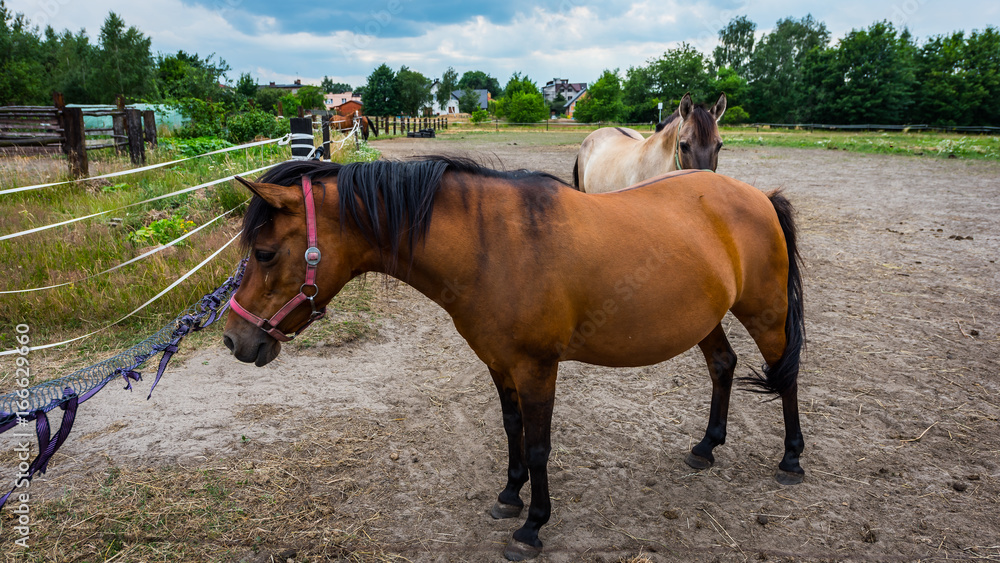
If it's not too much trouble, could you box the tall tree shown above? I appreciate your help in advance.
[714,15,756,74]
[49,28,98,103]
[458,88,481,113]
[572,69,626,123]
[235,72,257,99]
[393,65,432,116]
[745,15,830,122]
[645,43,715,104]
[436,66,459,111]
[458,70,501,97]
[0,2,47,104]
[804,21,917,124]
[915,27,1000,126]
[362,63,397,116]
[156,50,229,101]
[320,76,351,93]
[296,85,324,110]
[93,12,153,102]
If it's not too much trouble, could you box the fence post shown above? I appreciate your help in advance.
[63,107,88,178]
[290,117,313,160]
[142,110,157,149]
[125,108,145,165]
[113,95,126,155]
[322,119,330,160]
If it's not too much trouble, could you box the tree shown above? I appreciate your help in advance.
[235,72,257,99]
[644,44,715,106]
[458,70,501,97]
[437,66,459,111]
[503,92,549,123]
[279,92,300,117]
[362,63,397,116]
[155,50,230,101]
[803,21,917,124]
[745,15,830,122]
[93,12,154,102]
[255,87,284,114]
[714,16,756,74]
[47,28,98,103]
[320,76,351,93]
[0,2,48,104]
[296,85,324,110]
[572,69,626,123]
[458,88,481,113]
[915,27,1000,126]
[393,65,432,116]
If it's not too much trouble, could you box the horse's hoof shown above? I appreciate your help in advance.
[685,452,714,470]
[504,538,542,561]
[775,469,804,485]
[490,501,523,520]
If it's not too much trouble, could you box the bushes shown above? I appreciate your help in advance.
[225,109,289,143]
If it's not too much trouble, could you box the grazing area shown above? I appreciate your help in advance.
[0,132,997,562]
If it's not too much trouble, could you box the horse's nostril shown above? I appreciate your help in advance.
[223,334,235,352]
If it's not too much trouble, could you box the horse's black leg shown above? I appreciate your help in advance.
[504,363,557,561]
[489,368,527,519]
[776,383,805,485]
[687,324,737,470]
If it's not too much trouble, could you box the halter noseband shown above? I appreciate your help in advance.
[229,175,326,342]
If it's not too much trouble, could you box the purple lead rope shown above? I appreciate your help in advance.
[0,259,246,510]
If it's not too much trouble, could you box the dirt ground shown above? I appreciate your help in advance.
[16,132,1000,561]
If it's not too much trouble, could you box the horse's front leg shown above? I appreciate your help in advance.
[503,362,557,561]
[489,368,527,519]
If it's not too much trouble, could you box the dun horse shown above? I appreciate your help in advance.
[223,158,805,560]
[575,92,727,193]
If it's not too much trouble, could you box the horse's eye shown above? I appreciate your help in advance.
[717,142,724,151]
[679,141,690,152]
[255,250,277,263]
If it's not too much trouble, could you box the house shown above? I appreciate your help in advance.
[427,81,491,115]
[337,100,364,116]
[262,79,304,95]
[542,78,586,104]
[565,89,587,120]
[324,91,363,112]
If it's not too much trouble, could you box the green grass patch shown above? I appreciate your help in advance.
[721,127,1000,160]
[0,134,381,389]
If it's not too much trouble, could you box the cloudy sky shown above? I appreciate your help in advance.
[8,0,998,90]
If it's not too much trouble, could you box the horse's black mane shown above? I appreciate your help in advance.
[240,156,567,274]
[655,105,717,136]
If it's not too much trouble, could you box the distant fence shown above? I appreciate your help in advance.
[0,93,157,177]
[368,116,449,136]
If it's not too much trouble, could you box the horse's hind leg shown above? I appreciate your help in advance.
[686,323,737,470]
[733,306,805,485]
[489,368,527,520]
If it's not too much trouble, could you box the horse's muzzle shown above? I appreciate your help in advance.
[223,329,282,366]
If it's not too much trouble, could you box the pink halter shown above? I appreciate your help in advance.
[229,175,326,342]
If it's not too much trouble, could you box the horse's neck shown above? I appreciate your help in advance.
[635,120,680,175]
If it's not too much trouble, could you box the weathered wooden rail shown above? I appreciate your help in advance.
[1,93,157,178]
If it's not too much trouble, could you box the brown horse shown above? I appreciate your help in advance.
[329,112,378,141]
[574,92,727,193]
[223,158,805,560]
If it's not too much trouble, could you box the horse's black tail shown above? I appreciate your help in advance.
[571,157,582,191]
[369,117,379,138]
[743,189,805,396]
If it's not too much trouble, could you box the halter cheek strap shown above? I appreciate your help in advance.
[229,175,326,342]
[673,118,684,171]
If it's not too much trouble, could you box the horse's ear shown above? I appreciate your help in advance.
[678,93,693,120]
[712,93,727,122]
[233,176,299,210]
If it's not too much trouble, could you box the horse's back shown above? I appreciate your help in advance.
[577,127,647,194]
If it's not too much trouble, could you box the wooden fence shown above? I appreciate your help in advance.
[367,116,448,136]
[0,93,157,178]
